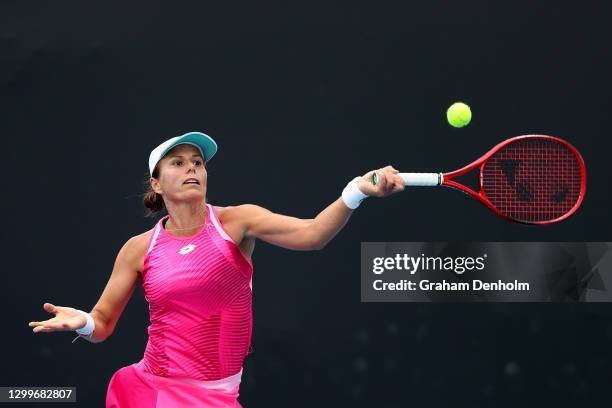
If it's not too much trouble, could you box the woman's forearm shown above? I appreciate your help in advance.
[308,197,354,249]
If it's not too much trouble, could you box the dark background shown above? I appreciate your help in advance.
[2,1,611,406]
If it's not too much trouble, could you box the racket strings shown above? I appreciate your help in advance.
[482,139,583,223]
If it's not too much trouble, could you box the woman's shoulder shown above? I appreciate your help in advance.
[213,205,234,225]
[213,204,263,216]
[211,205,256,250]
[212,204,261,224]
[107,226,157,273]
[124,227,156,257]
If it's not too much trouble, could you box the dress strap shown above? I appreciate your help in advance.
[146,218,164,255]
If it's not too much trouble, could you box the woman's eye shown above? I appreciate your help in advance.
[174,161,183,166]
[194,160,202,166]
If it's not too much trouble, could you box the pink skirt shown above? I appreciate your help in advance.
[106,362,243,408]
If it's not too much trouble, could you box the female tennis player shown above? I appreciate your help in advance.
[28,131,404,407]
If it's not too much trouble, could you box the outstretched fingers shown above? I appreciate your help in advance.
[30,317,57,333]
[43,303,57,313]
[29,302,63,333]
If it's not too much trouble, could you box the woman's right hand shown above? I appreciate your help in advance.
[29,303,87,333]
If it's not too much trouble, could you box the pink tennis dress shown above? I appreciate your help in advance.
[106,204,253,408]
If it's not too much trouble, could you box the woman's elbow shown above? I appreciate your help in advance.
[308,236,328,251]
[89,311,115,343]
[87,326,112,343]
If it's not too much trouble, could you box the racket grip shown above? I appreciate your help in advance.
[400,173,443,186]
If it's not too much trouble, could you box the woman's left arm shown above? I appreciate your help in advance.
[235,166,404,250]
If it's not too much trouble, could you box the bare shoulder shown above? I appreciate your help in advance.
[121,228,155,273]
[214,205,241,227]
[215,204,267,221]
[128,229,154,251]
[212,205,259,252]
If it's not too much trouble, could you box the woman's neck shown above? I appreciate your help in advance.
[164,201,208,237]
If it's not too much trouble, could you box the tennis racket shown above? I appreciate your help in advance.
[373,135,586,224]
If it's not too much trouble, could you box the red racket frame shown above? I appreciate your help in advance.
[442,135,586,225]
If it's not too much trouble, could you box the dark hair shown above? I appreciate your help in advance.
[143,165,165,217]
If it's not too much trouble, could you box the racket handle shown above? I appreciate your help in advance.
[399,172,443,186]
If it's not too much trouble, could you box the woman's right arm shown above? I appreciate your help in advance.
[29,232,149,343]
[84,233,148,342]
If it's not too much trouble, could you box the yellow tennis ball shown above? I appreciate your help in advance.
[447,102,472,128]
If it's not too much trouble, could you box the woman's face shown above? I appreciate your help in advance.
[150,144,207,204]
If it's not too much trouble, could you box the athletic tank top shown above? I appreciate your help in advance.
[136,203,253,381]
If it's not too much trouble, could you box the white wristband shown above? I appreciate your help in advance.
[342,177,369,209]
[75,310,95,336]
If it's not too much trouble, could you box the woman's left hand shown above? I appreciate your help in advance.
[357,165,405,197]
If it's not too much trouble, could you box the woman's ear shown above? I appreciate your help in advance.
[150,177,163,195]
